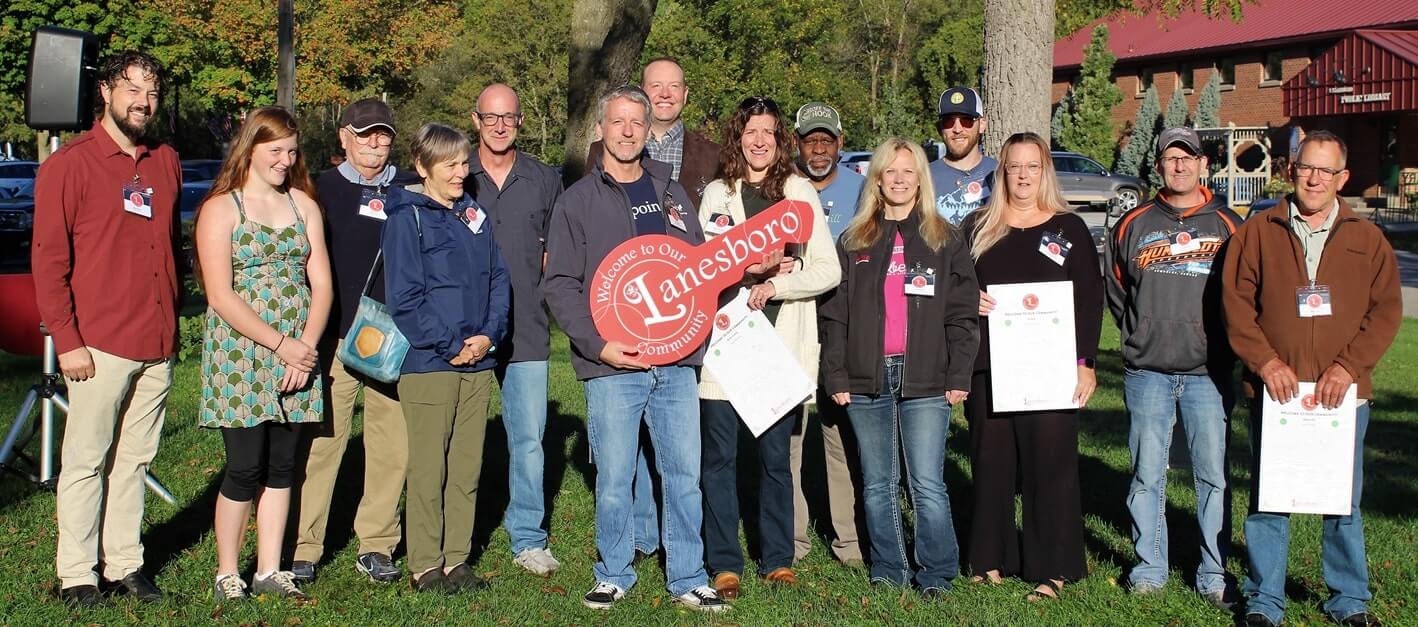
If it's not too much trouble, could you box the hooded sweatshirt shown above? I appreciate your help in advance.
[1105,187,1241,374]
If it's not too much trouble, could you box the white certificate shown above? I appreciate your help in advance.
[1258,382,1356,515]
[986,281,1077,413]
[702,289,814,437]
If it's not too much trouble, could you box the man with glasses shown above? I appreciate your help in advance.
[929,86,995,226]
[292,98,417,584]
[469,83,565,577]
[1106,127,1241,609]
[1223,131,1401,627]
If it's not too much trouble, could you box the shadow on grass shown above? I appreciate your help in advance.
[472,399,589,556]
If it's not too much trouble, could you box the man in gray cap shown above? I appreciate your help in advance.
[291,97,419,583]
[1106,126,1242,609]
[792,101,864,567]
[928,86,995,226]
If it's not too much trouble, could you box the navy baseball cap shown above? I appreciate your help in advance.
[937,87,984,118]
[1156,127,1202,156]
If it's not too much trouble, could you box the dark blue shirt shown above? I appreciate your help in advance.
[622,173,666,236]
[382,186,510,375]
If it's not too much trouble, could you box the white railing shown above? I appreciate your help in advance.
[1196,124,1272,210]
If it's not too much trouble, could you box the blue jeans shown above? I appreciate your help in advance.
[1123,368,1231,593]
[584,367,707,596]
[1243,400,1371,623]
[844,356,959,589]
[497,360,550,554]
[631,441,660,554]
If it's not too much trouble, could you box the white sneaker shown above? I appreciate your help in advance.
[582,581,625,609]
[515,547,562,577]
[674,585,729,612]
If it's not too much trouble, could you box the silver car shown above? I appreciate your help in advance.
[1052,151,1143,216]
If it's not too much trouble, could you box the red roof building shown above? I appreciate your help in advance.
[1052,1,1418,198]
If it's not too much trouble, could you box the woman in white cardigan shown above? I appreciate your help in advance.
[695,96,840,598]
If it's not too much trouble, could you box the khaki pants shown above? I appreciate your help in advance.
[790,401,863,563]
[294,340,408,562]
[55,348,172,588]
[399,369,494,574]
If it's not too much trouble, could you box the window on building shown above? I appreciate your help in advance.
[1263,52,1284,83]
[1137,69,1153,95]
[1215,59,1235,86]
[1179,64,1194,91]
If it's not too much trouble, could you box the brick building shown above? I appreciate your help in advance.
[1052,1,1418,199]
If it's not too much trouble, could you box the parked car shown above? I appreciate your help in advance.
[1052,151,1142,216]
[0,160,39,199]
[0,191,35,272]
[179,180,214,269]
[181,159,223,182]
[838,151,872,176]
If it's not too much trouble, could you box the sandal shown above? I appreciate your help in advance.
[1025,579,1063,602]
[968,570,1004,585]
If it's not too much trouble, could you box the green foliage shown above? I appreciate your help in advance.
[1058,25,1122,169]
[1195,72,1222,128]
[1051,87,1074,149]
[1116,85,1159,179]
[177,314,205,362]
[1163,84,1188,129]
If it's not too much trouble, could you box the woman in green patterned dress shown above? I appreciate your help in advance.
[193,107,333,601]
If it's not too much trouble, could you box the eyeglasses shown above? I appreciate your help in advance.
[346,126,393,146]
[1004,162,1042,175]
[476,112,523,127]
[1293,162,1343,181]
[1160,155,1201,168]
[941,115,977,129]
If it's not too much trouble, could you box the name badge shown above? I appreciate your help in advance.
[823,200,834,216]
[904,265,936,296]
[358,188,388,221]
[463,206,486,233]
[1169,228,1201,255]
[1297,284,1332,317]
[1039,231,1071,266]
[122,180,153,218]
[665,193,688,232]
[705,212,735,235]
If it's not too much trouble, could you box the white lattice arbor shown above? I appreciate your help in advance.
[1197,124,1272,210]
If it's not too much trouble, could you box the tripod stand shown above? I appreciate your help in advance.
[0,329,176,504]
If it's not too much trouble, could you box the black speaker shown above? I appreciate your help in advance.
[25,26,98,131]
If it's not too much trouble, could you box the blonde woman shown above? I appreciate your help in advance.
[959,131,1102,601]
[819,138,979,596]
[695,96,839,597]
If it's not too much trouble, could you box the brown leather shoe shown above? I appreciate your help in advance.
[762,567,797,585]
[712,572,740,599]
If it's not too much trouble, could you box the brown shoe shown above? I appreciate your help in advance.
[762,567,797,585]
[712,572,740,599]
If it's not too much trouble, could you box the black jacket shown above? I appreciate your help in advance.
[1105,187,1240,374]
[821,213,980,397]
[542,157,704,380]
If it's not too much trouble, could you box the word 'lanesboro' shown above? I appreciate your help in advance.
[590,199,815,365]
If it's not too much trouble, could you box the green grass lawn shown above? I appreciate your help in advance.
[1,321,1416,625]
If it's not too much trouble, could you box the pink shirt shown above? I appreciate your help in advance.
[883,232,908,355]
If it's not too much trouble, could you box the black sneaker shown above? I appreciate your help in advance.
[1339,612,1383,627]
[289,560,316,582]
[582,581,625,609]
[1244,613,1278,627]
[355,553,400,583]
[443,563,488,592]
[674,585,729,612]
[106,571,163,602]
[60,584,103,608]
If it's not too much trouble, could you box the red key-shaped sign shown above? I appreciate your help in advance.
[590,199,815,365]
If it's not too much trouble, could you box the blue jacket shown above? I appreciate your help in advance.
[382,186,510,375]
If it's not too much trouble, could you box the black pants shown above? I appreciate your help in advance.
[220,422,302,502]
[700,399,795,576]
[963,371,1087,583]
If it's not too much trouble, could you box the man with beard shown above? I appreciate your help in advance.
[291,98,417,584]
[33,52,181,607]
[545,85,726,613]
[468,83,564,577]
[790,102,865,567]
[929,87,996,226]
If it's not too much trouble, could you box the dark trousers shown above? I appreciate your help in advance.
[964,370,1087,583]
[700,398,796,576]
[220,422,302,501]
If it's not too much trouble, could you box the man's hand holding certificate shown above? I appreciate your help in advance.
[1258,381,1358,515]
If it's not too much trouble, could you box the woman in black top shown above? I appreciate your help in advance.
[959,132,1103,601]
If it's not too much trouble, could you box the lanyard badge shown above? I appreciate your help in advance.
[1296,284,1332,317]
[1039,231,1071,266]
[358,188,389,221]
[664,190,688,232]
[122,176,153,219]
[904,262,936,296]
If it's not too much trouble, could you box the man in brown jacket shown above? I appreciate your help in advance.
[1222,131,1401,627]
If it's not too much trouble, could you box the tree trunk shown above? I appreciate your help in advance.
[563,0,658,185]
[277,0,296,111]
[982,0,1055,157]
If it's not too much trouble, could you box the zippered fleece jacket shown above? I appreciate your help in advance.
[1106,186,1241,375]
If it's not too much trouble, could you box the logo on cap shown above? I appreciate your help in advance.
[951,92,965,104]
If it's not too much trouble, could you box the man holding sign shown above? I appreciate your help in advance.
[1222,131,1401,627]
[543,86,726,613]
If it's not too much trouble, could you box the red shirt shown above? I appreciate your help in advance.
[882,232,908,356]
[31,122,182,361]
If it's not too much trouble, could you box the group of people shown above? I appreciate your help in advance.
[30,50,1401,627]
